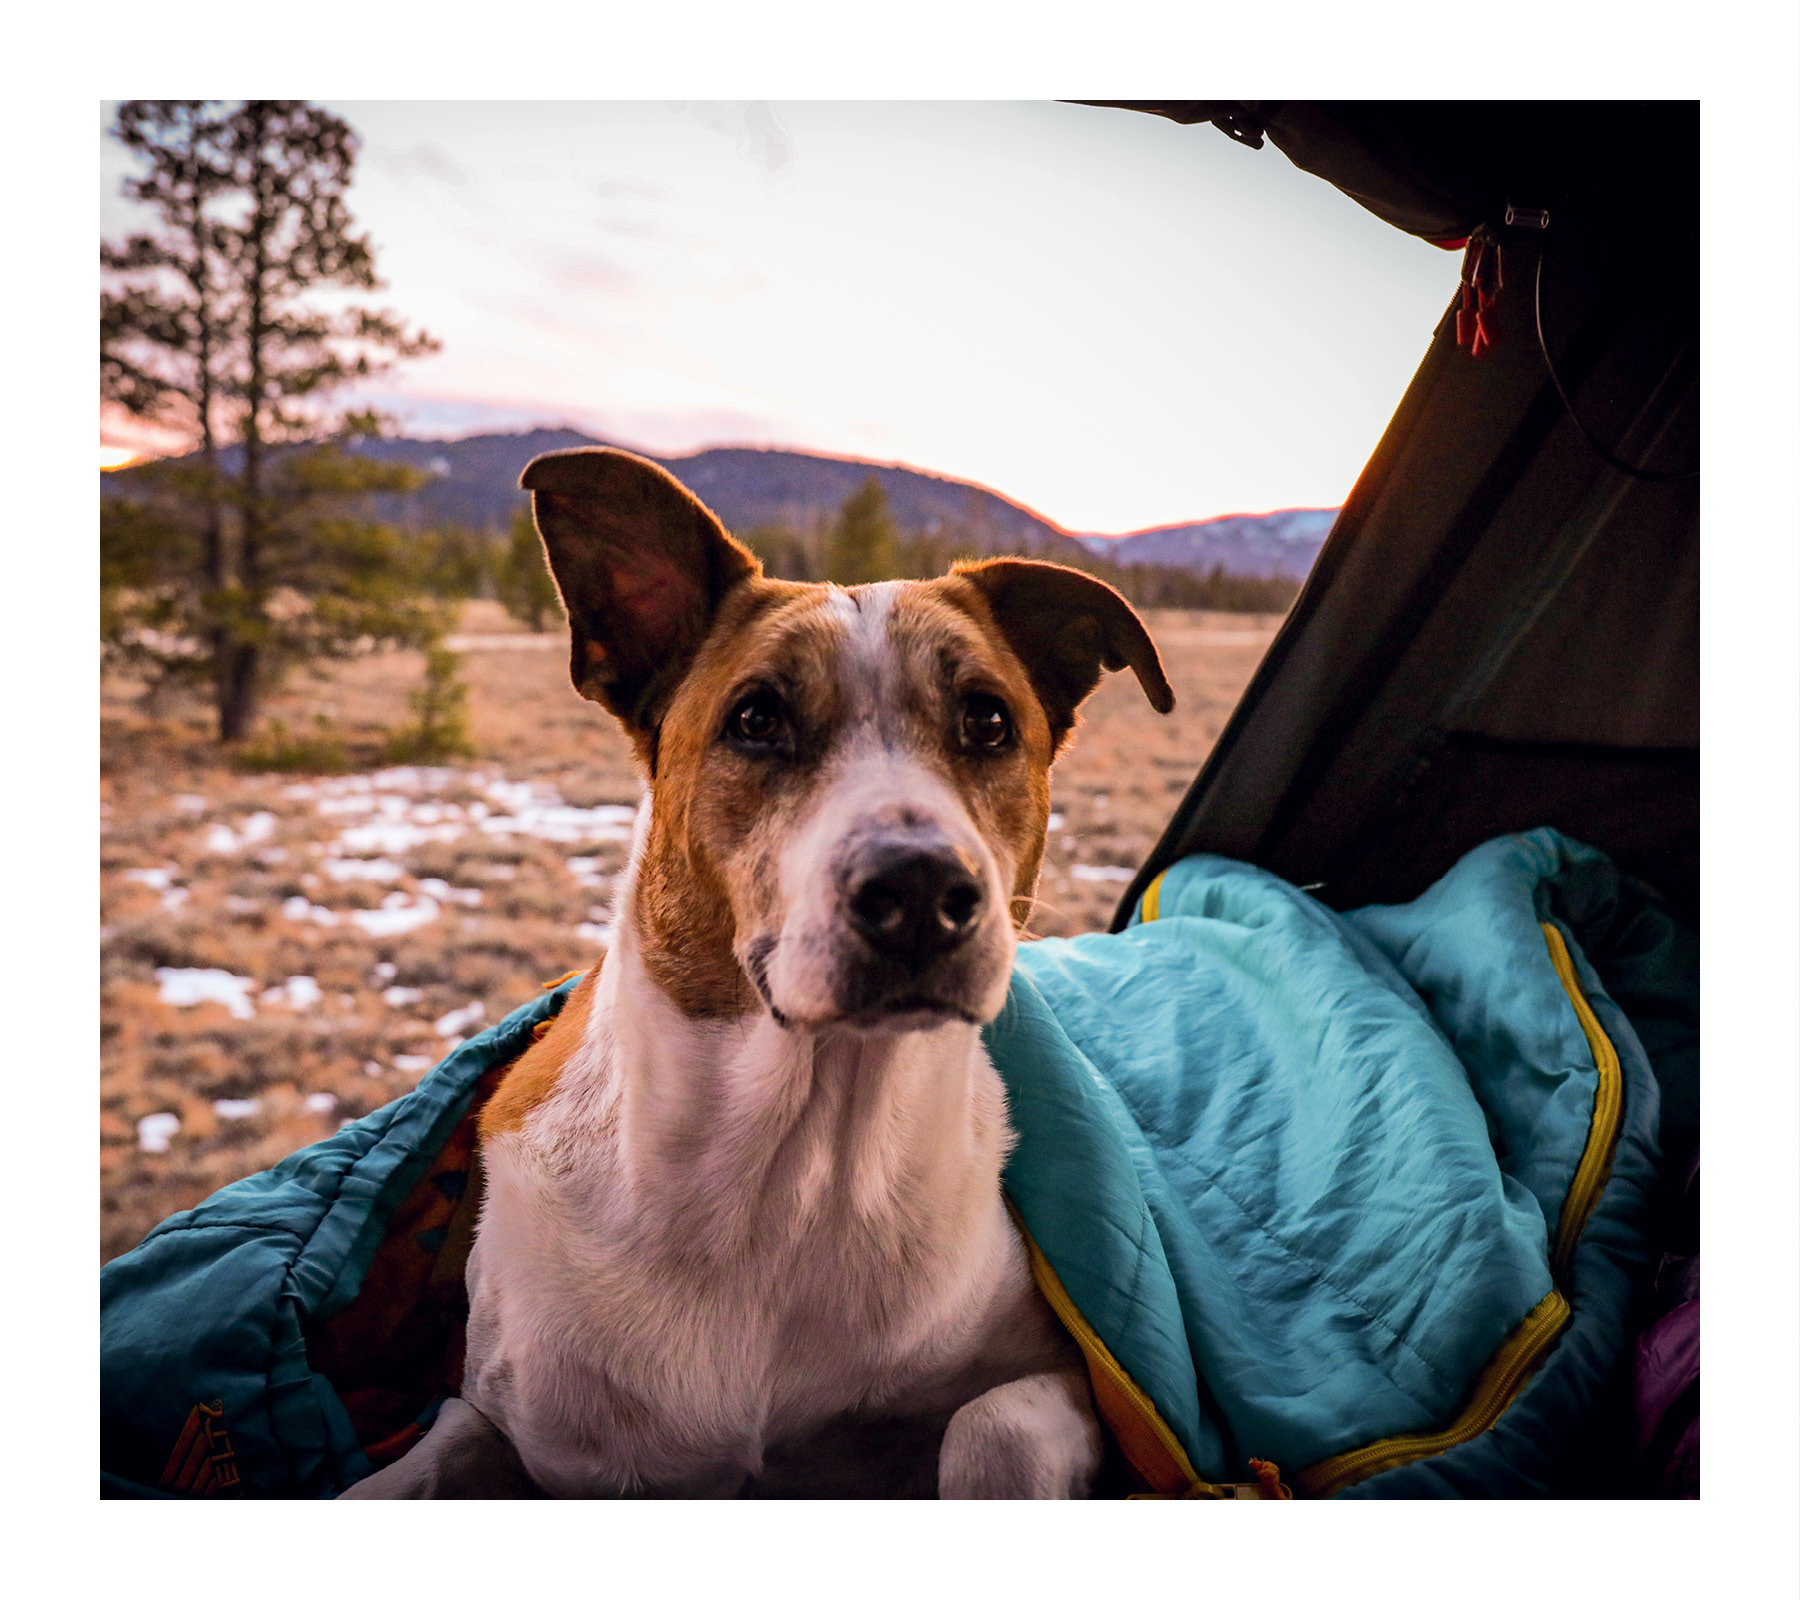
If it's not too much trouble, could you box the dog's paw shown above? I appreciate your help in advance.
[338,1397,546,1499]
[937,1369,1103,1499]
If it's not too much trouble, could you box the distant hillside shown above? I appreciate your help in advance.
[102,428,1087,561]
[101,427,1334,581]
[648,445,1087,559]
[1080,508,1337,581]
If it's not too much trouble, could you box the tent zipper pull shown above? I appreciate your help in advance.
[1457,236,1503,357]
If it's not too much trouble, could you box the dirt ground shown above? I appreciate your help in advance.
[99,600,1281,1263]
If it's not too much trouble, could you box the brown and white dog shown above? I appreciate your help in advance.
[344,447,1173,1498]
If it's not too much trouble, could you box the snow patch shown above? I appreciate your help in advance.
[205,811,277,853]
[350,893,440,937]
[434,1000,485,1037]
[282,896,340,928]
[137,1112,181,1153]
[1070,864,1135,883]
[262,975,322,1009]
[296,770,638,871]
[334,819,465,856]
[324,857,405,882]
[155,967,259,1020]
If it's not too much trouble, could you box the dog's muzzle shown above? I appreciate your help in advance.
[751,819,1011,1032]
[842,830,986,975]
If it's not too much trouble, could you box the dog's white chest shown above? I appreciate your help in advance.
[462,1005,1035,1496]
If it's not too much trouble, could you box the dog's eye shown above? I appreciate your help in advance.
[960,694,1013,751]
[726,690,789,748]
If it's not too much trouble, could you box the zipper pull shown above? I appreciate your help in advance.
[1457,237,1505,358]
[1456,239,1484,352]
[1249,1457,1295,1499]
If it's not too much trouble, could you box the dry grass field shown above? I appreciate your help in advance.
[100,600,1282,1264]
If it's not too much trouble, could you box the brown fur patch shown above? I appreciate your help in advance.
[946,560,1173,754]
[630,579,841,1018]
[480,961,602,1140]
[523,449,761,736]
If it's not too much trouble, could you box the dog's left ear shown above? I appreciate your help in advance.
[521,448,760,738]
[953,558,1174,753]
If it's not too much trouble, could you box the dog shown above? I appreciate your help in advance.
[344,447,1174,1497]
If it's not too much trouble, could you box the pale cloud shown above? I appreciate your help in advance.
[675,101,795,178]
[103,101,1463,530]
[381,143,472,188]
[541,253,640,296]
[594,178,666,201]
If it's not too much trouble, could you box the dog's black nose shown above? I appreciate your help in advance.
[844,837,986,972]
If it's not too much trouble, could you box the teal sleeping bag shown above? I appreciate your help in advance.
[990,827,1670,1496]
[100,829,1684,1497]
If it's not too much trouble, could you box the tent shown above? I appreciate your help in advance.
[1091,103,1697,931]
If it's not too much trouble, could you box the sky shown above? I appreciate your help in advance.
[99,100,1463,534]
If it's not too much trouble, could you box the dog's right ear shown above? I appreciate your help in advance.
[521,448,760,738]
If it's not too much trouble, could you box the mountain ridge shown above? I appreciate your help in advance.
[102,428,1336,580]
[1078,507,1337,581]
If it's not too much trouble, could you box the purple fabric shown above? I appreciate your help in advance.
[1634,1293,1699,1497]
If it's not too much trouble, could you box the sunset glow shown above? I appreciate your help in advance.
[100,101,1463,532]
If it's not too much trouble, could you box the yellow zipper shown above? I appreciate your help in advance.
[1008,1203,1210,1496]
[1290,919,1627,1495]
[1541,923,1626,1278]
[1291,1291,1572,1497]
[1011,1203,1295,1498]
[1112,884,1623,1496]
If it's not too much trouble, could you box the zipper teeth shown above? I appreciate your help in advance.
[1291,919,1627,1497]
[1120,891,1624,1495]
[1007,1203,1207,1494]
[1293,1292,1571,1496]
[1542,922,1626,1279]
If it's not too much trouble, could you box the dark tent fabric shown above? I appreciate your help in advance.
[1097,101,1697,933]
[1084,102,1697,250]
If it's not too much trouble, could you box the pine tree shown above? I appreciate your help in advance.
[385,643,478,764]
[823,476,901,586]
[495,506,562,631]
[101,100,440,740]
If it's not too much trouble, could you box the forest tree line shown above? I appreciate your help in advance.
[100,99,1294,764]
[740,475,1301,613]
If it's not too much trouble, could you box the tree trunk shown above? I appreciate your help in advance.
[190,197,233,743]
[218,639,258,741]
[225,104,271,745]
